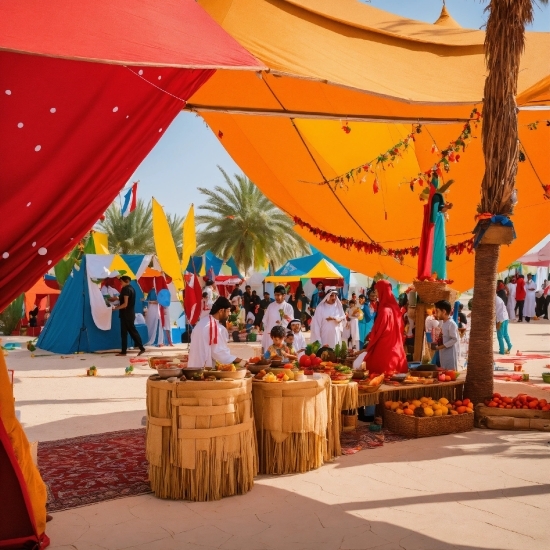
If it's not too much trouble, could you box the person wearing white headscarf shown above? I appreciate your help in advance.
[310,288,346,348]
[288,319,306,358]
[506,276,517,321]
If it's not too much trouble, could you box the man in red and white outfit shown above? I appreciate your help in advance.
[189,297,244,369]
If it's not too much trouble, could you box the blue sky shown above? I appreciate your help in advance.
[130,0,549,219]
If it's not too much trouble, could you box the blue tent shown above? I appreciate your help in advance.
[273,252,351,283]
[185,252,243,279]
[37,255,148,353]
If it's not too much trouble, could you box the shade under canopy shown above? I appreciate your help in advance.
[190,0,550,291]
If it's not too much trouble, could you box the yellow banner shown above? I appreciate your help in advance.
[152,198,184,290]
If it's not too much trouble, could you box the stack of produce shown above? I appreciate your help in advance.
[483,393,549,411]
[385,397,474,417]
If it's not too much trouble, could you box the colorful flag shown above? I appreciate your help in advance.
[121,182,138,218]
[184,273,203,325]
[181,205,197,275]
[152,198,184,290]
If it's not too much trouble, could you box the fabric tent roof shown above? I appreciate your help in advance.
[301,259,344,279]
[266,252,349,282]
[516,241,550,267]
[189,0,550,291]
[0,0,262,69]
[0,0,261,313]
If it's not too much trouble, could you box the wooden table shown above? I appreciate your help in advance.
[252,375,330,474]
[146,376,256,501]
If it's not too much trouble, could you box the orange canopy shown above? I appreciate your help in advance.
[24,279,60,322]
[189,0,550,290]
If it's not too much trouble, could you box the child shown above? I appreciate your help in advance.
[284,332,298,361]
[424,306,440,345]
[267,325,294,360]
[346,300,361,350]
[432,300,460,370]
[288,319,306,358]
[495,291,512,355]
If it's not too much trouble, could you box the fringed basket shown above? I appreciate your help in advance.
[252,375,330,473]
[146,376,257,501]
[384,408,473,438]
[414,280,457,305]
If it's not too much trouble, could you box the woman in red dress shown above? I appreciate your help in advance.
[364,280,408,376]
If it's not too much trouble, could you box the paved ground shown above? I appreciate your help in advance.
[3,318,550,550]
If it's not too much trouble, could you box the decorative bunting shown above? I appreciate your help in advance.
[293,216,474,262]
[526,120,550,130]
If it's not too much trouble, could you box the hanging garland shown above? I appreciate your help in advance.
[310,108,482,194]
[526,120,550,130]
[293,216,474,262]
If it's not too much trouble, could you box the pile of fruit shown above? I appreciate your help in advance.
[483,392,549,410]
[217,363,237,372]
[385,397,474,417]
[298,353,323,370]
[330,364,353,383]
[259,371,289,383]
[357,373,384,390]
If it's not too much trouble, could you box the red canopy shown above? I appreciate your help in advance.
[0,0,261,313]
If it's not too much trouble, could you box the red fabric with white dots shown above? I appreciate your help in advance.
[0,51,214,311]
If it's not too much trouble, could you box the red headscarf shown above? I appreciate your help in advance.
[364,280,408,376]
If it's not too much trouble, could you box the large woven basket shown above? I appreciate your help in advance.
[414,281,457,305]
[384,409,474,438]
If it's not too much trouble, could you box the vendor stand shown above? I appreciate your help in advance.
[252,374,330,474]
[146,375,256,501]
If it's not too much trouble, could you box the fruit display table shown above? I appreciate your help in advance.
[358,380,465,408]
[252,374,330,474]
[146,376,256,501]
[326,381,359,459]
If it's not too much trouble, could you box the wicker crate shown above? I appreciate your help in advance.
[414,280,457,305]
[384,409,474,438]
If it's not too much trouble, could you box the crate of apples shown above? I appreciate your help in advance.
[483,392,549,411]
[384,396,474,417]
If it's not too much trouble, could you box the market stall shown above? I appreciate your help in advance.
[146,375,256,501]
[327,381,359,459]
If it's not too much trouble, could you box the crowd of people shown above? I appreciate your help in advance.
[188,279,471,376]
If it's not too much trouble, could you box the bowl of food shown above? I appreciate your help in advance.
[211,369,247,379]
[247,364,271,375]
[390,373,409,382]
[414,371,434,378]
[270,358,283,367]
[181,368,205,380]
[156,367,183,379]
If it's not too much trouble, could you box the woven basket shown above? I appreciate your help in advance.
[414,281,457,305]
[384,409,474,438]
[479,224,514,245]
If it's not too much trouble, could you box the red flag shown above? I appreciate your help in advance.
[184,273,203,325]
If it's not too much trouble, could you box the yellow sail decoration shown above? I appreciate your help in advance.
[152,198,184,290]
[181,204,197,276]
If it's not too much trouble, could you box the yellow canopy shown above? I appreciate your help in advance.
[302,259,344,279]
[190,0,550,291]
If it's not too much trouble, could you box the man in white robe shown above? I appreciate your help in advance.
[506,276,516,321]
[189,297,243,368]
[310,288,346,348]
[524,273,537,321]
[261,285,294,352]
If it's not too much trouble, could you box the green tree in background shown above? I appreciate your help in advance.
[99,199,184,257]
[0,294,24,335]
[99,199,155,254]
[195,167,310,274]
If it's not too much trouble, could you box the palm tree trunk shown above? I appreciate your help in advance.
[464,244,499,405]
[464,0,535,404]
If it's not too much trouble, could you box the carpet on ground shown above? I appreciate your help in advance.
[38,426,409,511]
[340,425,409,455]
[38,429,151,512]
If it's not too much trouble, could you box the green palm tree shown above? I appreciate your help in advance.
[464,0,547,406]
[196,167,310,274]
[99,199,155,254]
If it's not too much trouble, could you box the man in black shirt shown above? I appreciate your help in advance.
[113,276,145,356]
[243,285,253,314]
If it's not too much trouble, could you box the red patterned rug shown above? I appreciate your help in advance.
[38,429,151,512]
[340,425,409,455]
